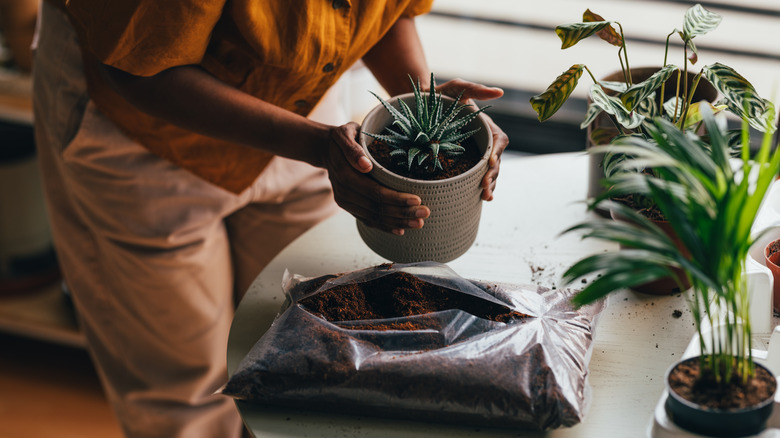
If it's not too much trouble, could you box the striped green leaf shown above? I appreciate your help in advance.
[530,64,584,121]
[703,63,777,133]
[682,4,722,39]
[555,22,613,49]
[621,65,677,111]
[590,84,644,129]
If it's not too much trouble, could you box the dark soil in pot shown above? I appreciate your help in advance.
[666,356,777,437]
[367,137,482,181]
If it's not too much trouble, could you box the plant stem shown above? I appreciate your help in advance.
[660,31,675,110]
[616,22,632,85]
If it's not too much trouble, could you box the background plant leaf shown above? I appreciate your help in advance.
[703,63,777,133]
[682,4,722,39]
[555,22,613,49]
[621,65,677,111]
[583,9,622,46]
[530,64,584,121]
[590,84,644,129]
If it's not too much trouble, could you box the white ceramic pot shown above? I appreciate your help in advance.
[356,92,493,263]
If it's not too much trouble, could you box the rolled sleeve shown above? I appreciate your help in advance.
[66,0,227,76]
[401,0,434,18]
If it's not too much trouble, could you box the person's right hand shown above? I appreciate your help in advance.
[322,122,430,236]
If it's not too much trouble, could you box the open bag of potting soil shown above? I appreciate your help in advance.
[221,262,604,430]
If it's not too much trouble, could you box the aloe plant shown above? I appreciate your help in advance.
[561,106,780,386]
[530,4,777,139]
[365,73,490,173]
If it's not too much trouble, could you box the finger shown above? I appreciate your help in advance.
[339,195,429,232]
[330,122,372,173]
[481,155,500,201]
[329,168,431,229]
[436,78,504,102]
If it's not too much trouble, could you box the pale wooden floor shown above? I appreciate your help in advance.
[0,332,124,438]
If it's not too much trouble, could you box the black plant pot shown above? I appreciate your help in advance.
[665,357,777,437]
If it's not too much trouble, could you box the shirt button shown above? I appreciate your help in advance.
[294,99,308,108]
[332,0,346,9]
[322,63,335,73]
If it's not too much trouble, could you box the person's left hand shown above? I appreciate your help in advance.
[435,79,508,201]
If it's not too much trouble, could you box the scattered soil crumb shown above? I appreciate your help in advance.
[672,309,683,318]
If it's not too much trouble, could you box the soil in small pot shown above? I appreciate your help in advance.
[668,358,776,411]
[299,269,530,330]
[367,137,482,181]
[767,239,780,263]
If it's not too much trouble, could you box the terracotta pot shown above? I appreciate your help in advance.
[357,93,493,263]
[587,67,719,210]
[764,238,780,312]
[611,209,691,295]
[665,356,776,437]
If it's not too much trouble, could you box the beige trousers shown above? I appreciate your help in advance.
[33,3,339,437]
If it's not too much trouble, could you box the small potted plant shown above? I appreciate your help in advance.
[357,73,493,263]
[560,108,779,436]
[530,4,776,201]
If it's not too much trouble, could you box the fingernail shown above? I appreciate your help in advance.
[358,156,372,171]
[406,197,421,206]
[408,219,424,228]
[392,229,405,236]
[415,208,429,218]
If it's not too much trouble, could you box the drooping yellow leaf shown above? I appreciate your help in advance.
[584,9,622,47]
[530,65,585,121]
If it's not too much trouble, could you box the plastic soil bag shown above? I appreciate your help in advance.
[222,262,604,430]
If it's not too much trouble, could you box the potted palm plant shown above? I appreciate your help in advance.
[357,73,493,263]
[560,107,779,437]
[530,3,776,201]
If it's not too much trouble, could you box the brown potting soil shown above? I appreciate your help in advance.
[299,270,530,330]
[368,137,482,180]
[668,357,777,410]
[222,266,599,429]
[767,240,780,259]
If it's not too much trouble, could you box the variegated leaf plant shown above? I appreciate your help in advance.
[530,4,777,138]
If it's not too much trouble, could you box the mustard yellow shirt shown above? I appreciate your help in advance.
[56,0,433,193]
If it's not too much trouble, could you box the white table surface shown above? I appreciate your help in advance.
[227,151,698,437]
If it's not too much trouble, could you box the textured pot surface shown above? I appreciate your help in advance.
[665,357,776,437]
[357,93,493,263]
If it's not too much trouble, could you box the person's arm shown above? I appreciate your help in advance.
[99,63,428,235]
[362,17,430,95]
[361,17,510,201]
[0,0,38,71]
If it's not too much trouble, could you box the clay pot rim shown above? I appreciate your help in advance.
[360,92,494,186]
[764,238,780,268]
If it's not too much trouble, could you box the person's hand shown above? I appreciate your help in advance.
[435,79,509,201]
[322,122,430,235]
